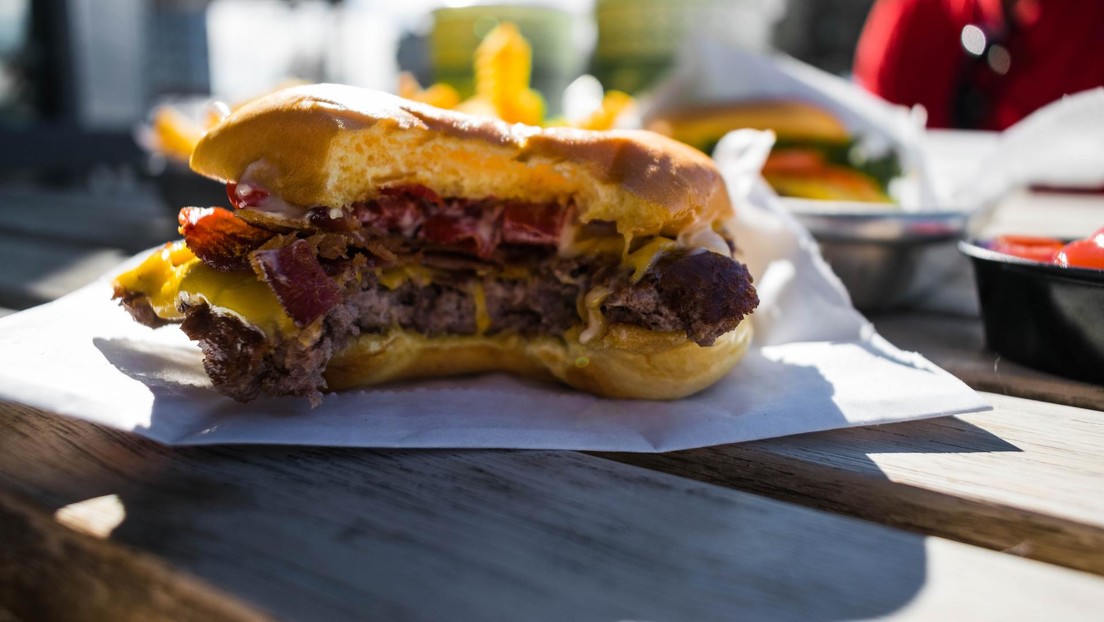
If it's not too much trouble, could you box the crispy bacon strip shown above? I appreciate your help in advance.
[355,185,441,235]
[179,207,274,272]
[358,185,567,256]
[357,194,426,236]
[307,206,359,232]
[252,239,342,327]
[420,201,502,259]
[382,184,441,204]
[502,202,569,246]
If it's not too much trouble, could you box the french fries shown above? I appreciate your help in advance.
[405,21,632,131]
[398,72,462,110]
[150,22,632,163]
[150,106,206,163]
[569,90,634,131]
[465,22,545,125]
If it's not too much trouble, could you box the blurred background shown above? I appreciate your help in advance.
[0,0,874,178]
[0,0,884,316]
[0,0,1099,318]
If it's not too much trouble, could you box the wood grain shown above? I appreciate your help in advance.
[601,393,1104,575]
[872,312,1104,411]
[3,404,1104,621]
[0,489,269,622]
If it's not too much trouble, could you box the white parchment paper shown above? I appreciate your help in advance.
[0,135,989,451]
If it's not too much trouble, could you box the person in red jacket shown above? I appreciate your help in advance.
[853,0,1104,130]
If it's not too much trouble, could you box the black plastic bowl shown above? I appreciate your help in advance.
[959,240,1104,384]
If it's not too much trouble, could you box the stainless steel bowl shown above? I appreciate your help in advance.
[785,199,969,311]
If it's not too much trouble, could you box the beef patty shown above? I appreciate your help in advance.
[118,186,759,402]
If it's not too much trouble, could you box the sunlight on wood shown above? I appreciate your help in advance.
[54,494,126,539]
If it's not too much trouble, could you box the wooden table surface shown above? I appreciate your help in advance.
[1,183,1103,621]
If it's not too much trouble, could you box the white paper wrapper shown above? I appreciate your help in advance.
[954,87,1104,211]
[0,136,988,451]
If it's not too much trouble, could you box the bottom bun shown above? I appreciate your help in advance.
[325,321,752,400]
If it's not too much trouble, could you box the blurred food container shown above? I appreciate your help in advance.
[791,203,967,310]
[960,240,1104,384]
[647,39,970,311]
[645,41,937,208]
[646,100,902,204]
[591,0,784,95]
[430,4,577,114]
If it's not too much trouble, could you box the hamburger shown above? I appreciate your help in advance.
[646,100,901,203]
[113,84,758,404]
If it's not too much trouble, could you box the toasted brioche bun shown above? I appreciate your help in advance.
[325,321,752,400]
[645,100,851,151]
[191,84,732,238]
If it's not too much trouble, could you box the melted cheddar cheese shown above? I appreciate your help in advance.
[625,237,677,282]
[376,265,436,289]
[113,241,294,335]
[470,281,492,335]
[560,236,626,258]
[578,285,611,344]
[113,242,197,320]
[179,263,294,334]
[115,222,721,343]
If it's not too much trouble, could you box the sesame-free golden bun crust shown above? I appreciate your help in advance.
[324,320,751,400]
[645,100,851,151]
[190,84,732,238]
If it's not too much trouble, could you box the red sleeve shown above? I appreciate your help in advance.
[853,0,965,128]
[987,0,1104,130]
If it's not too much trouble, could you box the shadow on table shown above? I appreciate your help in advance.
[8,411,944,622]
[78,337,939,620]
[598,396,1021,620]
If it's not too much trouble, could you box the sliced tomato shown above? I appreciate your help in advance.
[991,235,1064,263]
[762,148,827,174]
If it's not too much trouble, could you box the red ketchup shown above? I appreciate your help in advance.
[991,235,1064,263]
[1054,228,1104,270]
[992,229,1104,270]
